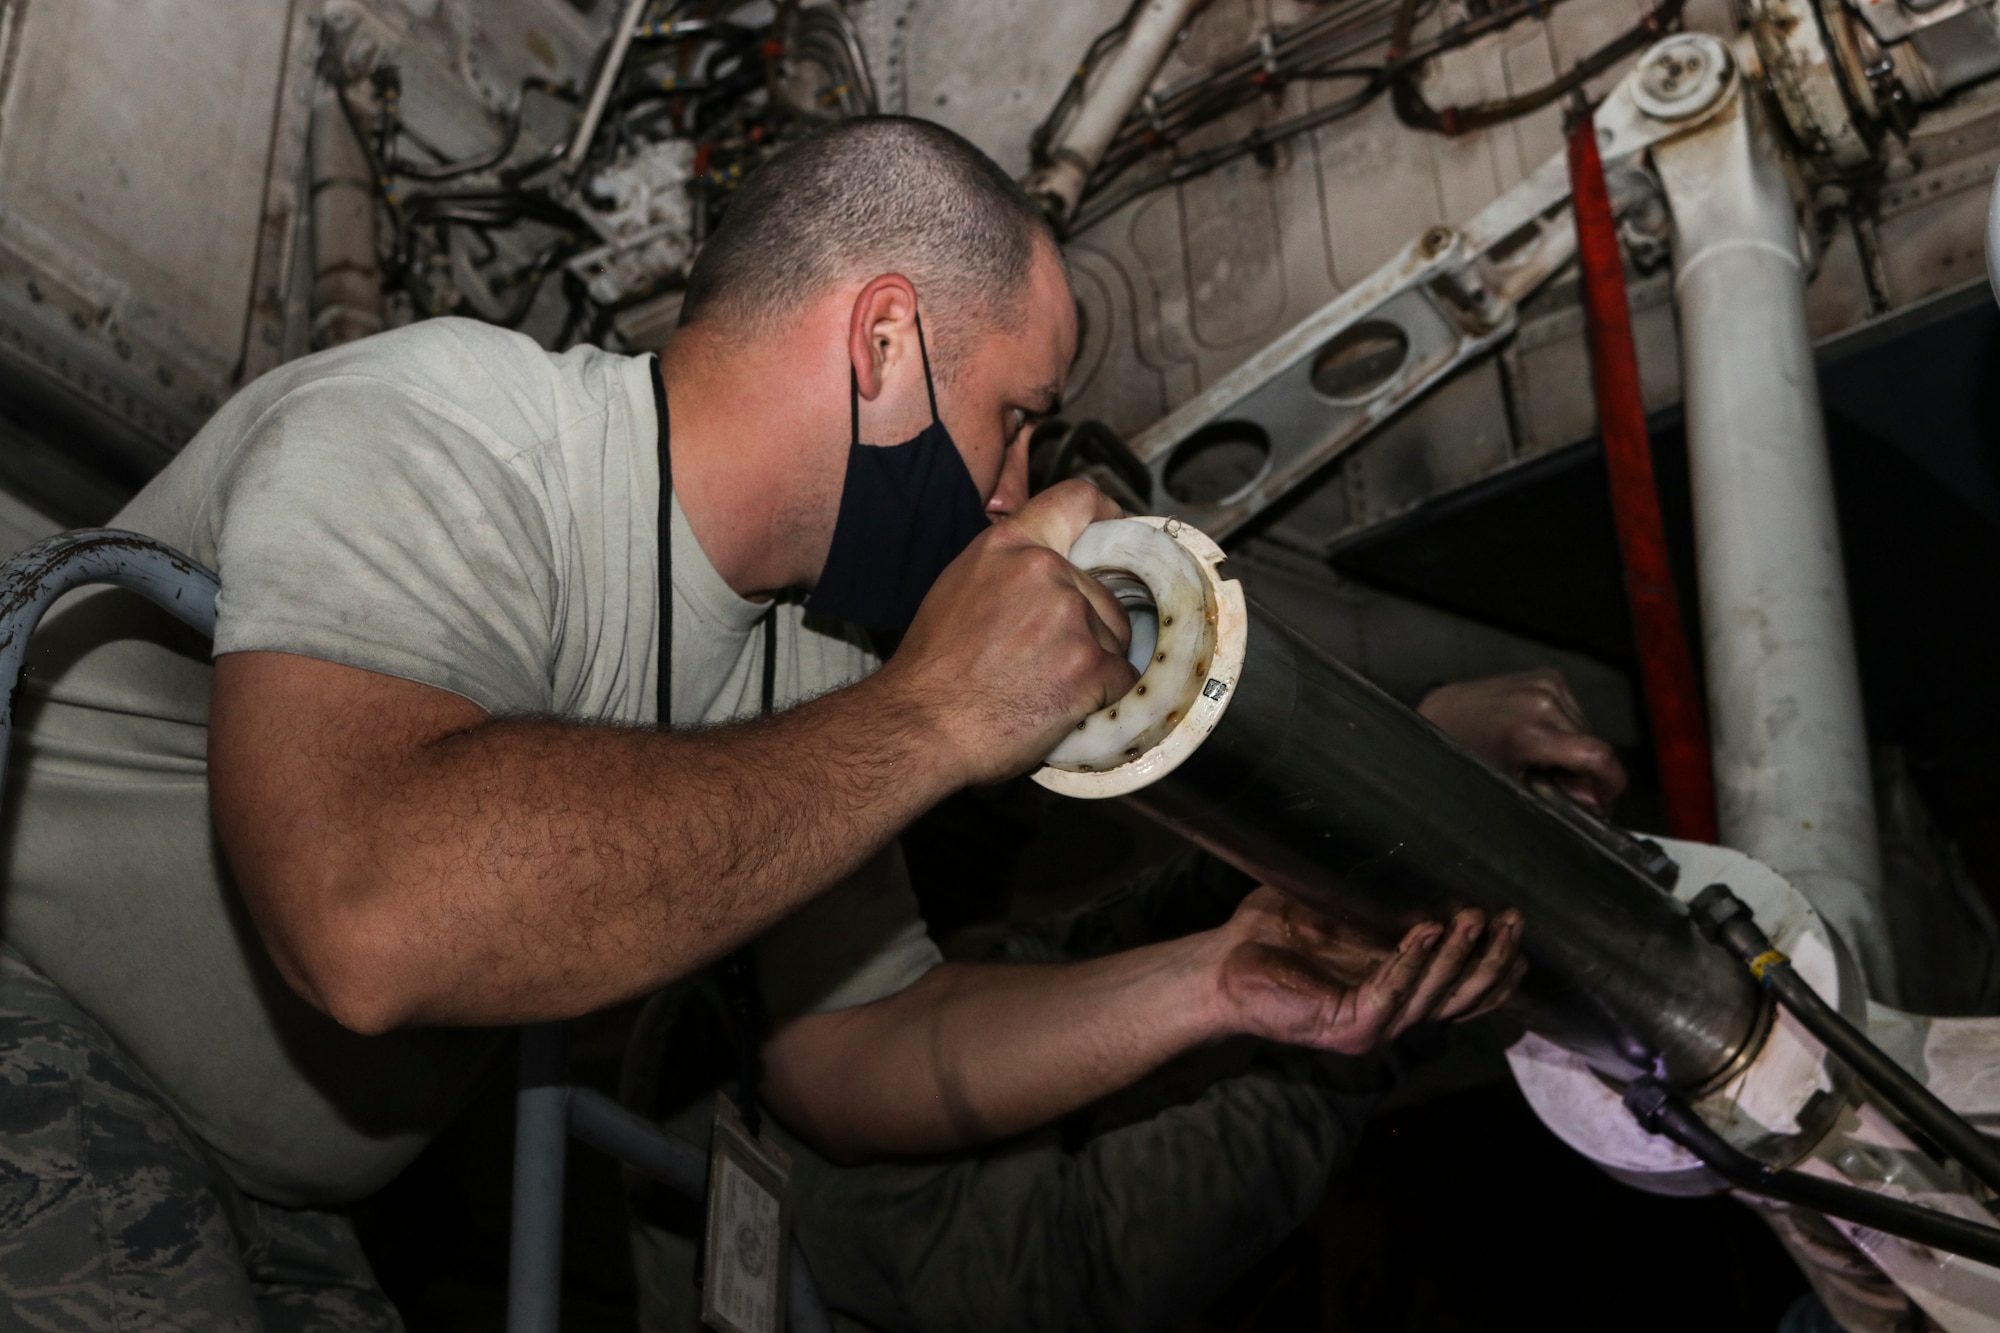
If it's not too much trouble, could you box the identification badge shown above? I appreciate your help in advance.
[701,1094,791,1333]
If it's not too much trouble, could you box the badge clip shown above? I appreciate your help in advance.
[701,1093,792,1333]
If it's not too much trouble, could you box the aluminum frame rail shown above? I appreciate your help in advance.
[1124,37,1740,543]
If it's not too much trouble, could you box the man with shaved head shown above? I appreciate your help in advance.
[0,117,1533,1329]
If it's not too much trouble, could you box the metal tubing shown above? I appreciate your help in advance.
[567,1090,834,1333]
[507,1025,570,1333]
[0,530,219,795]
[1027,0,1208,221]
[1123,602,1763,1088]
[1653,90,1889,995]
[309,88,386,348]
[562,0,651,178]
[1988,159,2000,309]
[569,1086,707,1196]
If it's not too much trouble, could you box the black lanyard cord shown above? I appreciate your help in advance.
[654,357,772,1137]
[722,612,778,1138]
[654,353,677,740]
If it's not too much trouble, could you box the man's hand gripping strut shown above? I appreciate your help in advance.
[879,479,1140,788]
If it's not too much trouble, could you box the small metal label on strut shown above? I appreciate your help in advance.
[1202,678,1229,701]
[702,1094,790,1333]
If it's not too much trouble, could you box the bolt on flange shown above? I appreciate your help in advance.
[1633,34,1733,122]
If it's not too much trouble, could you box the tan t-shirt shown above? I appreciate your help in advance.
[0,318,940,1206]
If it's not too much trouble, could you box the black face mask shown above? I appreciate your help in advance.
[804,315,989,632]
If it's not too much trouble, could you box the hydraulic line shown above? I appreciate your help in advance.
[1691,884,2000,1199]
[385,78,576,183]
[1389,0,1687,136]
[1087,0,1410,181]
[1070,78,1385,231]
[1056,0,1674,229]
[1625,1077,2000,1267]
[565,0,653,177]
[1566,105,1718,844]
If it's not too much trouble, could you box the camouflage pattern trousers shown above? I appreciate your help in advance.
[0,944,401,1332]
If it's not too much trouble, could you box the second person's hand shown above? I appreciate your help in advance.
[1198,887,1526,1055]
[1418,668,1627,815]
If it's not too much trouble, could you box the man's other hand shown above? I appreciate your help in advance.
[1207,888,1525,1056]
[883,479,1139,787]
[1418,668,1627,816]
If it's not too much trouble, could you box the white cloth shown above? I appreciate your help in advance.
[0,319,940,1206]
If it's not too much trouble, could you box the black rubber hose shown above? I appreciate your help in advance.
[1691,883,2000,1200]
[1387,0,1685,136]
[1625,1077,2000,1266]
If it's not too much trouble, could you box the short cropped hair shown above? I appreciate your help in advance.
[679,116,1061,375]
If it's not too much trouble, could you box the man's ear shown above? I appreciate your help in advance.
[848,274,920,401]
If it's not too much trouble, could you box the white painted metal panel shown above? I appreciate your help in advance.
[0,0,293,378]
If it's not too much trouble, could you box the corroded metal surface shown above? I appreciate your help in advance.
[1747,0,1875,169]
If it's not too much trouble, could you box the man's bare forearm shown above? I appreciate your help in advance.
[210,652,959,1033]
[759,894,1523,1162]
[759,942,1229,1160]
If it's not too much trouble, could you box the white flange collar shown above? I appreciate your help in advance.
[1034,516,1249,800]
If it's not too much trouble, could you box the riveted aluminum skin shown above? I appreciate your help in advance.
[1122,601,1764,1090]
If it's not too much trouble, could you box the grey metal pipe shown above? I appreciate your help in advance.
[309,88,385,350]
[568,1089,834,1333]
[1024,0,1209,222]
[507,1024,570,1333]
[1120,600,1765,1089]
[562,0,651,178]
[569,1085,707,1196]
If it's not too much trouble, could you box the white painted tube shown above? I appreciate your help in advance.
[1029,0,1208,220]
[563,0,651,177]
[1986,162,2000,310]
[309,89,385,348]
[1654,88,1891,996]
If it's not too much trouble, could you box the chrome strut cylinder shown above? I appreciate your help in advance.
[1036,518,1764,1090]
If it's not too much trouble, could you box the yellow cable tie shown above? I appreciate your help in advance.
[1747,948,1789,980]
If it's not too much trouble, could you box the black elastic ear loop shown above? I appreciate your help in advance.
[851,311,942,444]
[913,310,941,424]
[654,356,672,724]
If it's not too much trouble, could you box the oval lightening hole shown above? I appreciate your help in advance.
[1310,320,1410,402]
[1162,421,1271,507]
